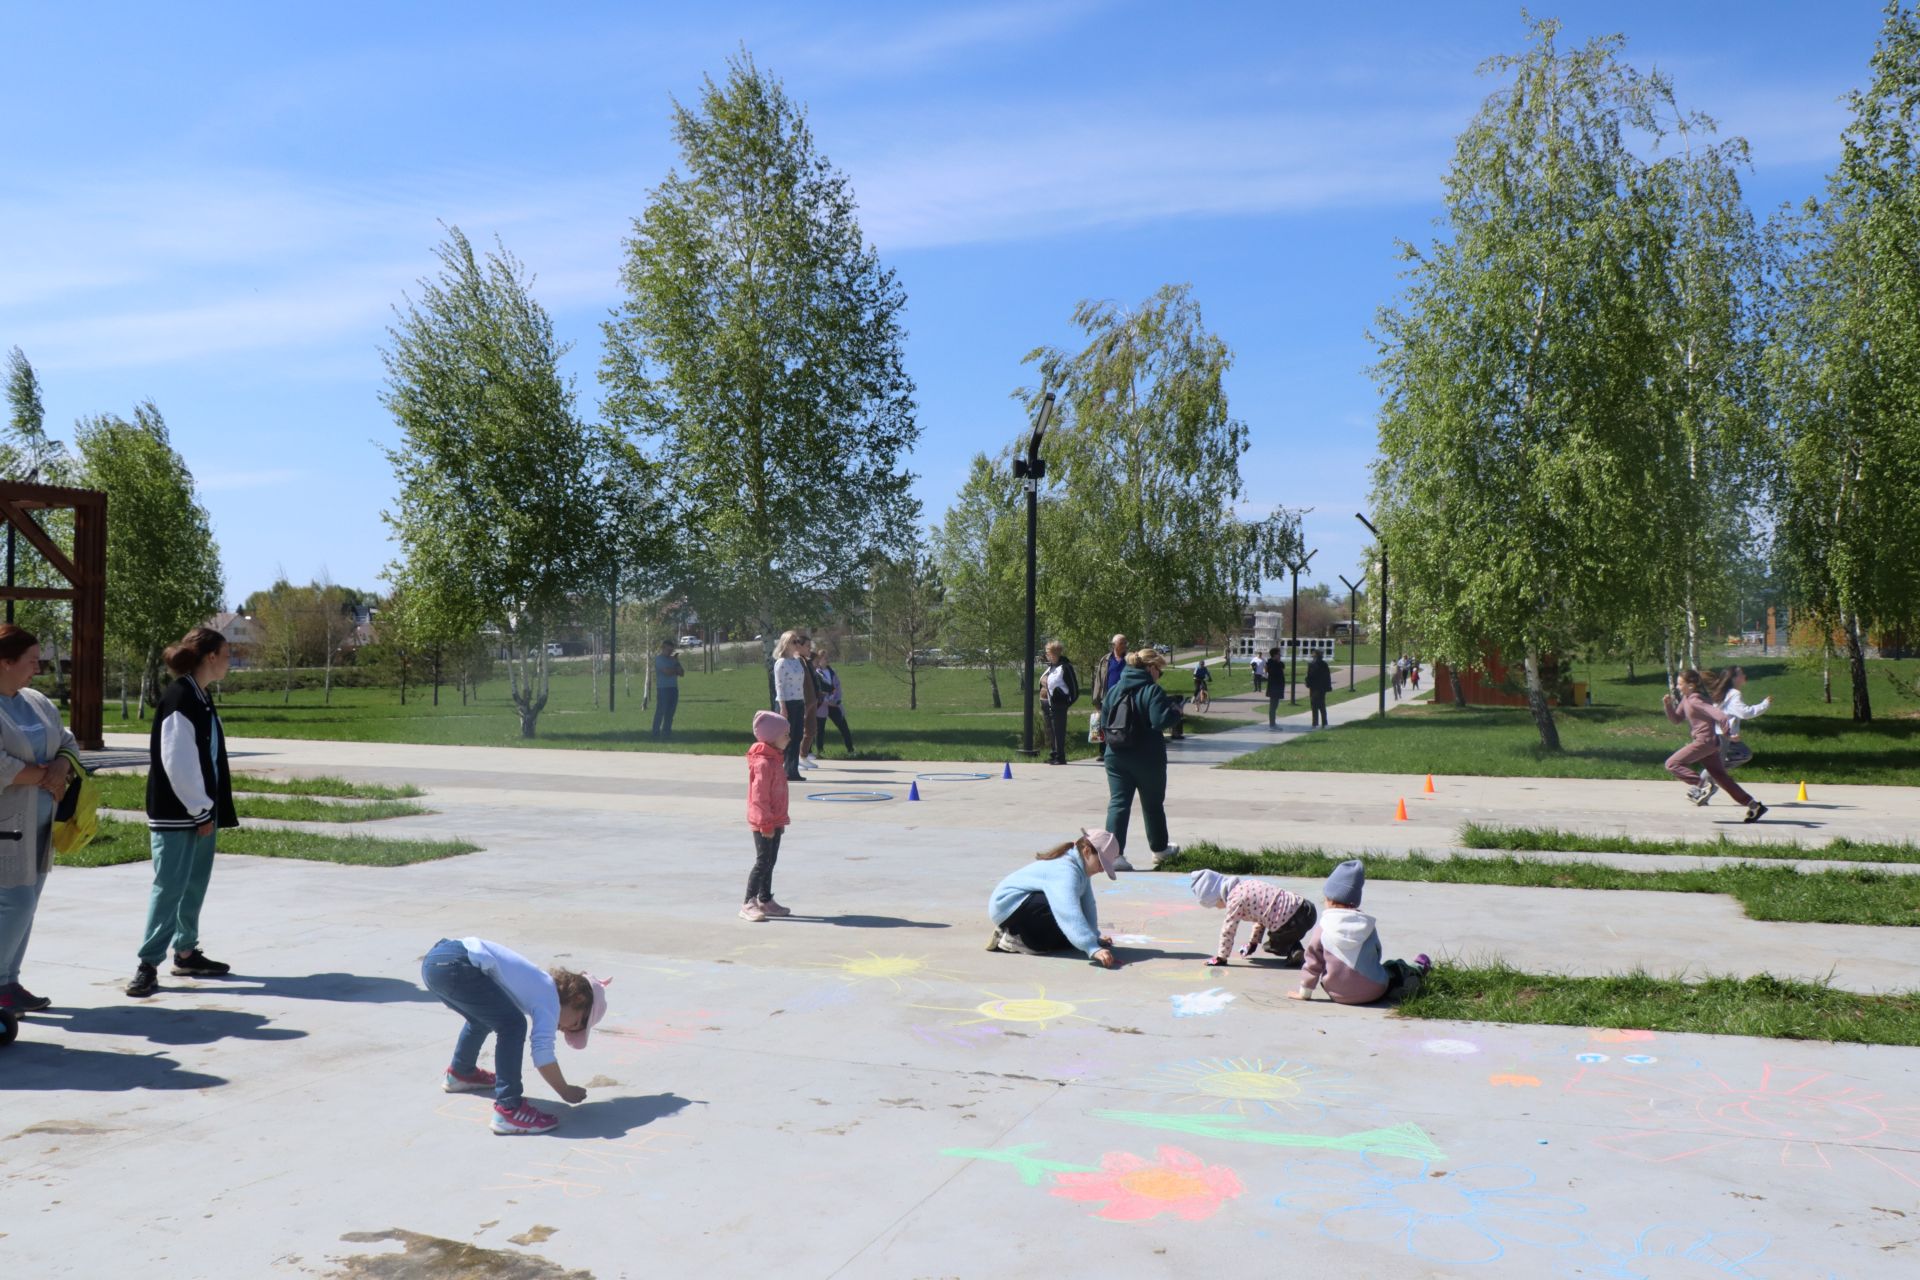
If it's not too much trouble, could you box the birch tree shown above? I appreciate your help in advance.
[1371,18,1667,750]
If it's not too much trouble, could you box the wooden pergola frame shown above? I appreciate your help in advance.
[0,481,107,749]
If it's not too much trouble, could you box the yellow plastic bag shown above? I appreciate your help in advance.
[52,749,98,856]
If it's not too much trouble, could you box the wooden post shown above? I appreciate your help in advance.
[0,481,108,749]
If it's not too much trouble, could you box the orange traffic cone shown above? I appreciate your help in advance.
[1797,780,1808,803]
[1395,797,1409,822]
[1424,774,1436,794]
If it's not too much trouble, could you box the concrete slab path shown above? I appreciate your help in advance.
[2,734,1914,1278]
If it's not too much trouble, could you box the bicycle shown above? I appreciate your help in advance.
[1189,685,1211,713]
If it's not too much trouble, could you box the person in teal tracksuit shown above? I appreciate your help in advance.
[1099,649,1183,870]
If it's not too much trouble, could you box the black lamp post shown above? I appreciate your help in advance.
[1337,573,1360,691]
[1286,547,1316,703]
[1014,391,1055,757]
[1356,512,1387,719]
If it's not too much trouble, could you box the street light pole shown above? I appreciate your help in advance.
[1286,548,1316,704]
[1356,513,1386,719]
[1337,573,1359,691]
[1014,391,1055,757]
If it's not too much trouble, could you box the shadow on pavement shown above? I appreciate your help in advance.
[213,972,440,1004]
[789,914,950,929]
[24,1005,306,1046]
[555,1092,699,1140]
[0,1042,228,1091]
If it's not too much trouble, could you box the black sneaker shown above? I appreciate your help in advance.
[3,983,52,1012]
[1744,801,1768,824]
[126,963,158,998]
[171,949,232,977]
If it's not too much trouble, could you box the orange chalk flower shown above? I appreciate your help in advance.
[1049,1145,1243,1222]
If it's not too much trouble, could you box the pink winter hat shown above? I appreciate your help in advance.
[752,710,787,743]
[563,975,610,1051]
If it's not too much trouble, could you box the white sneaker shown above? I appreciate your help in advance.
[1158,843,1181,861]
[1112,855,1138,872]
[738,902,768,922]
[995,931,1038,955]
[804,754,821,768]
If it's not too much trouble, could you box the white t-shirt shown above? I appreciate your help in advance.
[773,656,807,703]
[460,937,562,1067]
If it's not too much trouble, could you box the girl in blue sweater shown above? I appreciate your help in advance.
[986,828,1121,967]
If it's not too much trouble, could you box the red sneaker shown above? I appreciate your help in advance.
[444,1065,496,1094]
[491,1100,559,1135]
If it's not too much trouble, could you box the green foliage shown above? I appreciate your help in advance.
[381,225,622,738]
[933,455,1025,707]
[74,402,223,705]
[1020,284,1284,666]
[1767,2,1920,723]
[1459,822,1920,864]
[91,771,427,822]
[601,53,919,654]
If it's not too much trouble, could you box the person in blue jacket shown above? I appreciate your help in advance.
[986,828,1122,968]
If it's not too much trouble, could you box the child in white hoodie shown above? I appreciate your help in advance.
[1289,860,1430,1005]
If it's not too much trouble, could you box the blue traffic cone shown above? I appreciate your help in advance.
[1003,761,1014,780]
[908,781,921,801]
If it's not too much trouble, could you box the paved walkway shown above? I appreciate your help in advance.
[1157,668,1429,766]
[3,734,1915,1277]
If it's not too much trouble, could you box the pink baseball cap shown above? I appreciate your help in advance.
[563,975,610,1050]
[1081,828,1121,879]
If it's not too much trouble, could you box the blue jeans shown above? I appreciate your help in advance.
[651,686,679,739]
[0,870,48,986]
[420,938,526,1107]
[138,828,218,967]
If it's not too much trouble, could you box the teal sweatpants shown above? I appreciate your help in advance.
[1104,751,1169,856]
[138,828,218,967]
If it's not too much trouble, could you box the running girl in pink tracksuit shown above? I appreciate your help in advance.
[1663,669,1766,823]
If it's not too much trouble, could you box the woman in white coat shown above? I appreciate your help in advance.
[0,624,77,1015]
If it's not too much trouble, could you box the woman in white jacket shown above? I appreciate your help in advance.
[0,625,77,1015]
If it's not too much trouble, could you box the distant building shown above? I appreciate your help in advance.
[207,611,261,668]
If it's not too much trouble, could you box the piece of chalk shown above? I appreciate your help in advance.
[1537,1139,1549,1145]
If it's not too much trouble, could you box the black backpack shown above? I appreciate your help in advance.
[1103,687,1140,749]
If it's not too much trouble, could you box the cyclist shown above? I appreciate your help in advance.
[1191,659,1212,712]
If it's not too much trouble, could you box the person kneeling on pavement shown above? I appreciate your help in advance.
[1189,868,1317,967]
[987,828,1123,969]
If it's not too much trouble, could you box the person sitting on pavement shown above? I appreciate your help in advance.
[1290,859,1431,1004]
[987,828,1122,968]
[1189,868,1317,967]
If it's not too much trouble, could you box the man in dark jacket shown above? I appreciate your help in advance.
[1306,651,1334,727]
[1100,650,1182,869]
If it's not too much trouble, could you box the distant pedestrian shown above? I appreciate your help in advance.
[772,631,808,782]
[650,640,684,741]
[742,710,794,921]
[420,936,607,1135]
[127,627,239,999]
[1265,647,1285,728]
[1091,633,1129,754]
[1251,653,1265,694]
[814,646,855,757]
[1409,660,1421,692]
[1101,649,1183,868]
[1042,641,1080,765]
[0,624,77,1016]
[1664,670,1766,822]
[1391,659,1405,701]
[799,635,821,769]
[1306,650,1333,728]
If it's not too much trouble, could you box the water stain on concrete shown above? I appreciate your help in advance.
[6,1121,123,1140]
[507,1226,556,1246]
[330,1229,592,1279]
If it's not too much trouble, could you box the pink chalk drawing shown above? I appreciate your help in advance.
[1568,1061,1920,1188]
[1049,1145,1244,1222]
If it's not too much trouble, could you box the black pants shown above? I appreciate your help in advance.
[782,700,806,779]
[651,687,680,739]
[1044,697,1071,762]
[1309,690,1327,727]
[999,890,1070,953]
[823,705,855,753]
[745,828,782,902]
[1268,685,1286,725]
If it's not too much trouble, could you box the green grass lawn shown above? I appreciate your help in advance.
[90,772,430,823]
[1157,842,1920,926]
[92,660,1247,762]
[1226,655,1920,784]
[1398,963,1920,1046]
[57,816,477,868]
[1460,822,1920,865]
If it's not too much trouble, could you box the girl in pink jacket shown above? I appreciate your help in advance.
[1663,670,1766,823]
[742,711,793,922]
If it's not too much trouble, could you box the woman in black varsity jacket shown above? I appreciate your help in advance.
[127,627,239,999]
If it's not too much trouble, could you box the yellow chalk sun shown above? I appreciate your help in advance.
[1140,1057,1357,1117]
[805,951,964,992]
[913,984,1105,1031]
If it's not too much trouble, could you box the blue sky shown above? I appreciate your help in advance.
[0,1,1885,605]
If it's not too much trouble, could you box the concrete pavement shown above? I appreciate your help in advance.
[2,733,1915,1278]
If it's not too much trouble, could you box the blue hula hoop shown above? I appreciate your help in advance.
[913,772,992,782]
[806,790,895,803]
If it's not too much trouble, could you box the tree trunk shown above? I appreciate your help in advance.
[1450,666,1467,708]
[119,663,129,720]
[283,646,294,705]
[1845,613,1872,723]
[1626,655,1634,681]
[398,649,408,706]
[1662,628,1677,693]
[432,645,442,706]
[909,661,918,711]
[1823,645,1832,704]
[986,660,1001,709]
[1522,651,1561,751]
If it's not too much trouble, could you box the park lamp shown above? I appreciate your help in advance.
[1016,391,1055,757]
[1355,512,1387,719]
